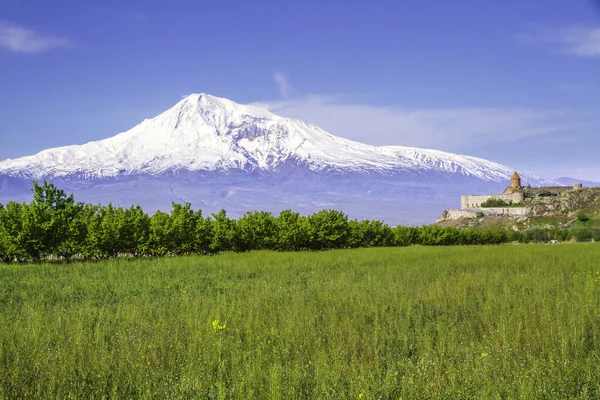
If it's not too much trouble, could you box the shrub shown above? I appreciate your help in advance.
[572,228,594,242]
[537,187,553,197]
[480,198,509,208]
[522,228,552,243]
[576,212,590,223]
[479,198,525,208]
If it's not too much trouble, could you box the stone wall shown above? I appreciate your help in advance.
[477,207,532,217]
[461,193,524,209]
[436,209,477,222]
[437,206,532,222]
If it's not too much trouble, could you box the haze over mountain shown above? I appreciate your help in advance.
[555,177,600,187]
[0,94,556,225]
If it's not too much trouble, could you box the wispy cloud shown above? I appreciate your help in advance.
[521,26,600,57]
[536,167,600,183]
[0,20,69,54]
[554,82,595,94]
[90,4,150,23]
[273,72,295,98]
[253,95,596,151]
[252,94,600,180]
[117,8,150,23]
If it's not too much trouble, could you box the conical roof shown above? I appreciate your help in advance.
[511,171,520,180]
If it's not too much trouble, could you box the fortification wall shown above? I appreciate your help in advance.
[478,207,532,217]
[461,193,524,209]
[436,209,477,222]
[437,206,532,222]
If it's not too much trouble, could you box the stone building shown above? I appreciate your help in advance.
[438,172,584,222]
[503,171,523,194]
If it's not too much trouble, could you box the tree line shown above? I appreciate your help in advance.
[0,182,597,263]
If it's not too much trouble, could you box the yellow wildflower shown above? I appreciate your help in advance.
[212,319,227,333]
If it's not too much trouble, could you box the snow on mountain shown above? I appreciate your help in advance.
[0,94,533,183]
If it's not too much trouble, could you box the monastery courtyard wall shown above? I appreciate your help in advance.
[460,193,524,209]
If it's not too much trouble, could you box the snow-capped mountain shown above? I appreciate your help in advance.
[0,94,554,225]
[1,94,530,182]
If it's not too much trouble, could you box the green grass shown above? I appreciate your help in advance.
[524,216,600,230]
[1,245,600,399]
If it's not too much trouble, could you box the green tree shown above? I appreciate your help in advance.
[236,211,277,251]
[78,204,101,259]
[0,202,27,262]
[349,219,394,248]
[210,210,237,253]
[306,209,350,250]
[274,210,309,251]
[19,202,54,260]
[53,201,88,261]
[19,181,81,260]
[122,206,151,256]
[148,211,171,257]
[194,210,213,254]
[86,204,127,259]
[168,203,198,255]
[32,181,75,211]
[393,226,420,246]
[419,226,462,246]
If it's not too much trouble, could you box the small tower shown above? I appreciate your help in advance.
[510,171,522,189]
[504,171,524,194]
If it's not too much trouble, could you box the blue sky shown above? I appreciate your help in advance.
[1,0,599,180]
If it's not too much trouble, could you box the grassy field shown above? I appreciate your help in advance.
[1,245,600,399]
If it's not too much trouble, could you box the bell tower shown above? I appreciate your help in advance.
[510,171,521,189]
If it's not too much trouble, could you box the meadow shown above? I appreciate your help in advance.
[1,244,599,399]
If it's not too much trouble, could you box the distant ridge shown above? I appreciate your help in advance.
[555,177,600,187]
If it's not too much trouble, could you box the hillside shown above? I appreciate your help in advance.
[437,186,600,231]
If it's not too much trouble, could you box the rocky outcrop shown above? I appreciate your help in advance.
[437,187,600,229]
[526,188,600,217]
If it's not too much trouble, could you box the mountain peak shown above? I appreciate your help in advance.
[175,93,276,124]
